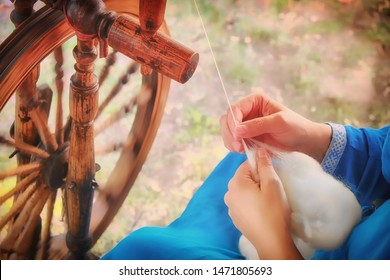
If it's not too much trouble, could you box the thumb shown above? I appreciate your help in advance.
[256,147,279,189]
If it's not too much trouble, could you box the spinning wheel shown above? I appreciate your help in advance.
[0,0,197,259]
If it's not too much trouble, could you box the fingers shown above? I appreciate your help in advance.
[227,161,253,189]
[256,147,282,192]
[235,114,279,139]
[220,105,245,152]
[220,94,262,153]
[256,147,273,173]
[224,161,256,210]
[220,93,282,153]
[220,114,243,152]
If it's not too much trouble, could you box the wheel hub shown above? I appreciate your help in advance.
[41,142,69,189]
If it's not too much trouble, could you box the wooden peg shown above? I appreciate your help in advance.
[139,0,167,37]
[107,15,199,83]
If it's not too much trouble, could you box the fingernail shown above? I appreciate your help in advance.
[235,125,247,135]
[257,148,268,159]
[233,141,242,152]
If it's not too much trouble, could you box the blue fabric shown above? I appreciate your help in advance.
[101,152,246,260]
[311,200,390,260]
[382,130,390,184]
[102,125,390,260]
[311,125,390,260]
[330,125,390,215]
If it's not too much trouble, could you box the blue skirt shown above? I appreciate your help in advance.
[101,152,390,260]
[101,152,246,260]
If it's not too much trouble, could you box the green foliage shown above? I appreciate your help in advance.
[305,20,344,34]
[341,44,372,67]
[272,0,292,13]
[362,1,390,48]
[227,58,258,84]
[176,106,220,144]
[196,0,226,25]
[367,98,390,128]
[365,23,390,48]
[319,97,360,124]
[290,74,316,96]
[250,27,279,42]
[233,15,279,43]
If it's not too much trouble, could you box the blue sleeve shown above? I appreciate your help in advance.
[321,123,390,215]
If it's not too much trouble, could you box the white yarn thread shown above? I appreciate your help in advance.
[193,0,260,179]
[192,0,238,126]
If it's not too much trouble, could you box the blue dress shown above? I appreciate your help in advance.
[312,124,390,259]
[101,124,390,260]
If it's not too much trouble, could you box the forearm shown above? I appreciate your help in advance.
[250,228,303,260]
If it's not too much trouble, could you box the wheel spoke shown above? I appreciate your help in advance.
[94,85,152,136]
[95,142,124,156]
[63,116,72,142]
[95,62,139,119]
[95,97,137,136]
[0,162,41,180]
[0,184,45,252]
[29,108,58,153]
[0,181,38,231]
[36,190,57,260]
[54,46,65,145]
[14,188,51,256]
[98,50,117,87]
[0,171,39,206]
[37,84,53,123]
[0,135,50,159]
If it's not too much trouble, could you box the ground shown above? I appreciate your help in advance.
[0,0,389,256]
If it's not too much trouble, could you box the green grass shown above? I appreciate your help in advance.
[234,16,279,43]
[367,99,390,128]
[318,97,361,124]
[341,44,373,67]
[305,20,344,34]
[227,50,259,84]
[176,105,220,144]
[365,23,390,49]
[272,0,293,13]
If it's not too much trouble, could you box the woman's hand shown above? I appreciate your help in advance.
[219,93,332,162]
[224,147,302,259]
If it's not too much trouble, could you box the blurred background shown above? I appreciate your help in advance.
[0,0,389,257]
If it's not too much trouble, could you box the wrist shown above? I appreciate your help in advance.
[304,122,332,162]
[252,227,303,260]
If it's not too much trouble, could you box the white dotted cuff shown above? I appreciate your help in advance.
[321,123,347,174]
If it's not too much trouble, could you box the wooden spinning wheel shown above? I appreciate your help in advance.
[0,0,198,259]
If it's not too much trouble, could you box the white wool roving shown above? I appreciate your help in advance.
[239,138,362,259]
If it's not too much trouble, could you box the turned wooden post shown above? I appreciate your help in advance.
[65,36,98,259]
[9,0,40,260]
[139,0,167,37]
[10,0,40,167]
[61,0,198,258]
[10,0,37,25]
